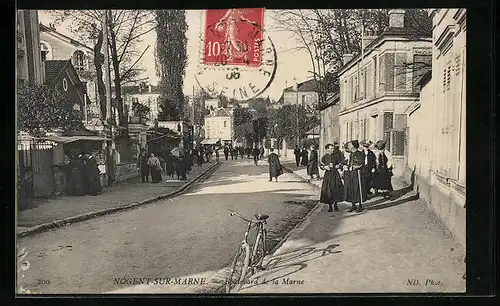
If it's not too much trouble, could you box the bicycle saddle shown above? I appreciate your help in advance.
[254,213,269,221]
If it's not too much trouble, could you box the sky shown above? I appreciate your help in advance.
[38,10,313,101]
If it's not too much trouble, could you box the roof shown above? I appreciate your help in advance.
[318,92,341,111]
[416,70,432,88]
[40,23,93,52]
[277,94,284,104]
[210,108,232,117]
[306,126,320,135]
[283,79,319,92]
[44,60,70,84]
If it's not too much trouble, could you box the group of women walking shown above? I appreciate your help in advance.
[67,151,102,196]
[137,148,192,183]
[319,139,394,213]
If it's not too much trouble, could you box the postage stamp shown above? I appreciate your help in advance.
[196,8,277,101]
[203,8,265,67]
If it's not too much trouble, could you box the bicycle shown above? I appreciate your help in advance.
[225,209,268,293]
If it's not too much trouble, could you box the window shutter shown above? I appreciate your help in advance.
[392,130,405,156]
[395,53,407,90]
[394,114,407,130]
[385,53,395,91]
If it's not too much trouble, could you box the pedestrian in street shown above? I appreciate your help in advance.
[82,151,102,196]
[215,147,220,161]
[247,146,252,159]
[253,146,260,165]
[67,151,85,196]
[148,152,162,183]
[165,150,175,178]
[319,143,344,212]
[175,151,188,180]
[233,147,239,160]
[307,144,320,181]
[268,148,283,182]
[259,145,265,160]
[300,146,309,166]
[372,140,394,198]
[345,140,365,212]
[197,147,204,166]
[294,145,301,167]
[230,146,234,160]
[137,148,150,182]
[361,140,377,197]
[223,146,229,161]
[239,146,245,158]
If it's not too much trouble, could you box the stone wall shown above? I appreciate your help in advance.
[115,162,139,183]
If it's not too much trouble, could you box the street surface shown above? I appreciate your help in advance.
[17,158,318,294]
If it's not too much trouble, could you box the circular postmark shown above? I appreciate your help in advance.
[195,9,277,101]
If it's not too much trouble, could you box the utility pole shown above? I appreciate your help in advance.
[103,10,115,186]
[294,78,299,147]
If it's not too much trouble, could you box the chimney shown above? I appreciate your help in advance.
[389,9,405,28]
[342,53,354,65]
[148,85,152,92]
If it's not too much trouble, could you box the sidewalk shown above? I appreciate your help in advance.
[238,164,466,293]
[17,162,219,235]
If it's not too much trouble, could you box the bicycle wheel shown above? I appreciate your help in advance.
[225,243,250,293]
[251,228,267,273]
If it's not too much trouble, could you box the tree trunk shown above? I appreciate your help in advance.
[93,30,106,120]
[108,14,128,137]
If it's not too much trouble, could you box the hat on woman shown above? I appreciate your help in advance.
[343,141,351,150]
[375,140,387,150]
[351,140,360,149]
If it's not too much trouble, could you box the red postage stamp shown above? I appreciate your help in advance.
[204,8,264,67]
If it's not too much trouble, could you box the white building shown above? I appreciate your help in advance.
[204,108,233,143]
[123,84,160,127]
[204,98,220,110]
[405,9,466,248]
[338,9,432,177]
[279,79,320,108]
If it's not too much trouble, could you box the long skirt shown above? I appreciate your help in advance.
[68,168,85,196]
[320,170,344,204]
[166,162,175,177]
[372,167,393,191]
[151,167,162,183]
[345,170,365,203]
[307,163,319,176]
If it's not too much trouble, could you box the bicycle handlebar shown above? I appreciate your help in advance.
[228,209,257,223]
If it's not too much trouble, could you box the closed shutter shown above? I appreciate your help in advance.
[383,112,393,131]
[392,130,405,156]
[379,55,385,91]
[360,68,366,99]
[385,53,395,91]
[394,114,407,130]
[395,53,407,90]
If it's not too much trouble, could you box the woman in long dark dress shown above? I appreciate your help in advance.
[165,152,175,178]
[300,147,309,166]
[319,143,344,212]
[83,152,102,196]
[148,153,162,183]
[175,154,188,180]
[344,140,365,212]
[372,140,394,198]
[67,154,85,196]
[341,142,351,203]
[268,148,283,182]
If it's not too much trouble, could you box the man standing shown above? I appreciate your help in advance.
[361,140,377,197]
[268,148,283,182]
[233,146,239,160]
[293,145,301,167]
[259,145,265,160]
[230,145,234,160]
[307,144,319,181]
[83,151,102,195]
[253,145,260,165]
[223,146,229,160]
[137,149,150,183]
[215,147,220,161]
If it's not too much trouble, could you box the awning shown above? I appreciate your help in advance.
[201,138,221,145]
[43,135,110,144]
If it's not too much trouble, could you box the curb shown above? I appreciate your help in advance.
[17,162,221,239]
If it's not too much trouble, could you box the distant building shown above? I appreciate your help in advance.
[122,83,160,126]
[319,92,341,157]
[404,9,466,248]
[204,108,233,144]
[337,9,432,177]
[281,79,320,108]
[204,98,220,110]
[17,10,44,85]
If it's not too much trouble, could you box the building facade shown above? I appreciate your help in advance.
[319,93,340,158]
[204,108,233,142]
[39,23,100,121]
[404,9,466,248]
[17,10,44,85]
[281,79,320,107]
[338,9,432,177]
[123,84,160,126]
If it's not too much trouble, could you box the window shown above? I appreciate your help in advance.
[224,121,227,128]
[412,54,432,91]
[73,50,86,71]
[395,53,408,90]
[40,42,50,61]
[302,95,306,104]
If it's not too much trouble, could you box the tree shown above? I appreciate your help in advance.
[232,107,254,143]
[271,104,319,146]
[17,82,84,136]
[50,10,156,134]
[155,10,188,121]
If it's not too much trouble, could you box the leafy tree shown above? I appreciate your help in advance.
[17,82,84,136]
[131,101,150,119]
[155,10,188,121]
[271,104,319,146]
[232,107,254,143]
